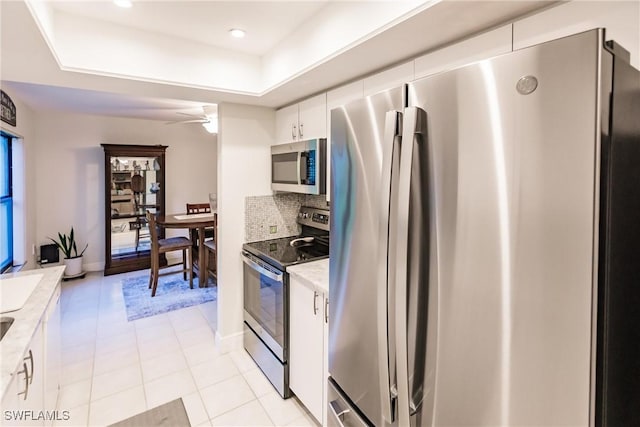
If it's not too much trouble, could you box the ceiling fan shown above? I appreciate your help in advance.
[166,105,218,133]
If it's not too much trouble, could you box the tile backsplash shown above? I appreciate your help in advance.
[245,193,328,242]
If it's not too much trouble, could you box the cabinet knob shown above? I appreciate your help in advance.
[292,124,297,139]
[299,123,304,139]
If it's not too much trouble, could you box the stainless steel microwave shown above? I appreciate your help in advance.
[271,139,326,195]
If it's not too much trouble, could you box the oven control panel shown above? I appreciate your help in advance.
[297,206,330,231]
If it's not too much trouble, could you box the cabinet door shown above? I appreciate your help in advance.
[414,24,512,80]
[1,330,44,426]
[1,373,21,425]
[513,1,639,68]
[322,293,329,427]
[298,93,327,140]
[44,285,61,421]
[275,104,299,143]
[363,60,414,97]
[289,278,324,423]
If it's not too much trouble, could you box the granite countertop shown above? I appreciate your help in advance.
[0,266,64,401]
[287,258,329,294]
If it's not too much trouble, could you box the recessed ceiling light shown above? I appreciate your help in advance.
[113,0,132,8]
[229,29,246,39]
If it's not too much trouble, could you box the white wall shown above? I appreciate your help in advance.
[216,103,274,350]
[31,110,217,271]
[0,90,37,267]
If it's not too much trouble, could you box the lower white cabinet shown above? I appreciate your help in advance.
[43,285,61,425]
[289,276,328,425]
[1,321,45,426]
[1,282,61,427]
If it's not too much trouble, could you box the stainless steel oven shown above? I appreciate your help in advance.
[241,251,290,397]
[242,206,330,399]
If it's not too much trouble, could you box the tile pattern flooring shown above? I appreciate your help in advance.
[55,271,317,426]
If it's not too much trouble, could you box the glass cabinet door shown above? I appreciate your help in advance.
[102,144,167,275]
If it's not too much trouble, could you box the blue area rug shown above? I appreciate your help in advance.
[121,274,217,321]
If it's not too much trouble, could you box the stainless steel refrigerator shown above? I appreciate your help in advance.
[329,29,640,427]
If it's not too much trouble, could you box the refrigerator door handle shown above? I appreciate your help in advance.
[395,106,429,424]
[377,110,403,424]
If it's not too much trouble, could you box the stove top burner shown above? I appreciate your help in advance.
[243,234,329,270]
[243,206,330,270]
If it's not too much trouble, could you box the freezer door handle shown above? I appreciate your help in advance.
[377,110,403,424]
[329,399,350,420]
[328,399,369,427]
[395,106,429,424]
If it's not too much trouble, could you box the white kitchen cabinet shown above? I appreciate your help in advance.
[275,103,299,143]
[414,24,513,80]
[43,285,61,424]
[513,1,639,69]
[1,322,45,426]
[1,373,20,426]
[276,93,327,143]
[289,275,328,425]
[326,80,364,202]
[363,60,414,97]
[1,281,61,427]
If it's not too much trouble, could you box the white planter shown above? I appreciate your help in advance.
[63,256,83,277]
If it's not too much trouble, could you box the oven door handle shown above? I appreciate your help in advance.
[242,253,284,283]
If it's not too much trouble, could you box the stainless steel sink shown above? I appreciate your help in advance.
[0,317,14,341]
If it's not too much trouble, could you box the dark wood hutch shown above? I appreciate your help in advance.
[102,144,167,275]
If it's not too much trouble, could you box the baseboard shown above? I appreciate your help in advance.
[84,261,104,272]
[215,329,244,354]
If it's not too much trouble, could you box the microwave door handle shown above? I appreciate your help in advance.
[298,152,308,185]
[377,110,403,424]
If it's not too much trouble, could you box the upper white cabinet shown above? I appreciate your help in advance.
[363,60,414,97]
[326,80,364,202]
[513,1,639,69]
[326,80,364,114]
[276,93,327,143]
[414,24,513,80]
[275,103,299,143]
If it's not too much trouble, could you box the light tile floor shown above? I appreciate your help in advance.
[54,271,317,427]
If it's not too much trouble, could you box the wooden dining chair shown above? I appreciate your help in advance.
[186,203,215,240]
[203,213,218,285]
[146,211,193,297]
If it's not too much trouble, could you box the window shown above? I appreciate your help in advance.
[0,132,12,272]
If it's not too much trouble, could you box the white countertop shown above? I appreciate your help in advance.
[288,258,329,294]
[0,266,64,400]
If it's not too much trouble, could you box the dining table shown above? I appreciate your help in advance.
[155,212,217,287]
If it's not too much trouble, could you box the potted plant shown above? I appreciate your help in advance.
[49,227,88,277]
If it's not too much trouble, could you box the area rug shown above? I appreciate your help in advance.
[122,273,216,321]
[108,398,190,427]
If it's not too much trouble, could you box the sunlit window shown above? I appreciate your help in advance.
[0,132,13,272]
